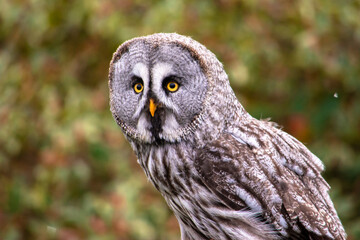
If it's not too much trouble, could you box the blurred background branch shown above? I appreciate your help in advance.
[0,0,359,239]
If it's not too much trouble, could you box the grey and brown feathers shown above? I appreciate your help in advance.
[108,33,346,239]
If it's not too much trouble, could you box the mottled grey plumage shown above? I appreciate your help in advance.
[109,33,346,240]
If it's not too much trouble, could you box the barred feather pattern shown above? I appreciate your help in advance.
[109,33,346,240]
[130,140,278,240]
[129,114,347,240]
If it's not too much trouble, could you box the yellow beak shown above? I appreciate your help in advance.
[149,98,157,117]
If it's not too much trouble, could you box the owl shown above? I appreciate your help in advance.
[108,33,346,240]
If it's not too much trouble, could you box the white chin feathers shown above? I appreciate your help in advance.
[136,112,181,143]
[136,113,152,142]
[160,112,180,141]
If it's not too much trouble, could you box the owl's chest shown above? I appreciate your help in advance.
[134,144,215,238]
[134,143,197,197]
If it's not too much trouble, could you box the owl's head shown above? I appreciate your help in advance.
[109,33,241,143]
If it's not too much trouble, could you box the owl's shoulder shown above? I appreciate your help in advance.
[194,122,346,239]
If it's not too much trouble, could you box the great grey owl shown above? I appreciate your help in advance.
[108,33,346,240]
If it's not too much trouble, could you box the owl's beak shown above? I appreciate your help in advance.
[149,98,157,117]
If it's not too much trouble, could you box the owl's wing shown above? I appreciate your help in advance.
[194,126,346,239]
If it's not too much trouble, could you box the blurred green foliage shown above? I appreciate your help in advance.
[1,0,360,239]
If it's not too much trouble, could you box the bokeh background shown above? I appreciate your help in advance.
[1,0,360,239]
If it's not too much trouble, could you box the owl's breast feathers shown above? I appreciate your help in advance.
[132,119,346,239]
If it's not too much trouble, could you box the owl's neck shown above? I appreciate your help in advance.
[130,140,197,195]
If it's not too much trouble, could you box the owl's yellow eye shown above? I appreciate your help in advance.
[167,82,179,92]
[134,83,143,93]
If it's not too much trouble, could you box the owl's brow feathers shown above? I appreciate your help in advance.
[109,41,209,90]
